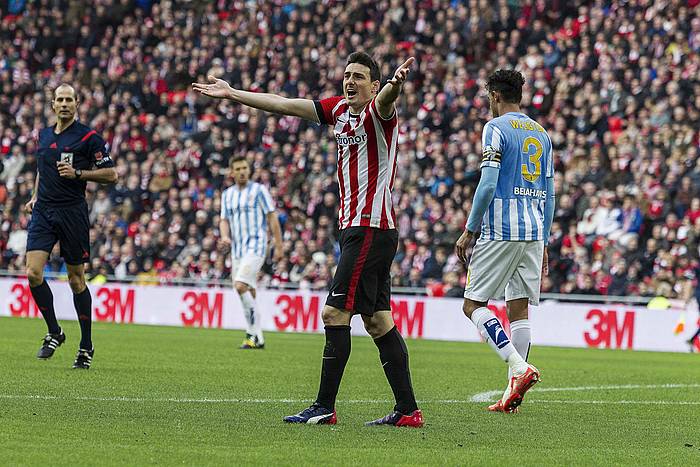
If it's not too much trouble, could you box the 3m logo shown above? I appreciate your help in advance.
[584,309,635,349]
[390,300,425,338]
[94,287,135,323]
[180,291,223,328]
[8,282,41,318]
[273,294,320,332]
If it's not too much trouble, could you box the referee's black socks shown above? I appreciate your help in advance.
[30,280,60,335]
[315,325,351,410]
[374,326,419,414]
[73,287,93,349]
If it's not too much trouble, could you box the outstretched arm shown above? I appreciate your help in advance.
[192,75,319,122]
[376,57,414,119]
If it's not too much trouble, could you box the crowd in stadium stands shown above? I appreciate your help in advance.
[1,0,700,301]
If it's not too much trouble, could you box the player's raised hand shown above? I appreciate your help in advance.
[192,75,234,99]
[455,230,474,264]
[387,57,415,86]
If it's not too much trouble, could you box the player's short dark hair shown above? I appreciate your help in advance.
[346,52,380,82]
[230,155,248,166]
[486,70,525,104]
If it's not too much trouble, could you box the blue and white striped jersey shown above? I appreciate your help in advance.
[220,182,275,258]
[479,112,554,241]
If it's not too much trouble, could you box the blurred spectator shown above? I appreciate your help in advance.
[0,0,698,300]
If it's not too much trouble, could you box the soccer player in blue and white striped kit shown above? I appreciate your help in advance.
[220,156,283,349]
[455,70,555,413]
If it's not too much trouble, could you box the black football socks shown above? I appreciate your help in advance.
[30,280,60,335]
[315,325,351,410]
[374,326,418,414]
[73,287,93,349]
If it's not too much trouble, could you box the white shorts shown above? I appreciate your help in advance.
[231,254,265,288]
[464,238,544,305]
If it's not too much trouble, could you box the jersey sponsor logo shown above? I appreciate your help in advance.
[49,142,57,149]
[484,318,509,349]
[513,186,547,198]
[335,133,367,146]
[60,152,74,165]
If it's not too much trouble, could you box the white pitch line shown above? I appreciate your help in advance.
[528,399,700,406]
[2,388,700,406]
[469,383,700,403]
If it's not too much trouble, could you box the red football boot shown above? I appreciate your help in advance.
[365,409,424,427]
[502,365,541,413]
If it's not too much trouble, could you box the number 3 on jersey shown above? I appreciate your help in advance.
[521,136,542,183]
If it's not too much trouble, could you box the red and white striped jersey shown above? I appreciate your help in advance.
[314,96,399,230]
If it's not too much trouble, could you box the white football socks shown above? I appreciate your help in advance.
[508,319,531,380]
[239,290,264,343]
[470,307,528,375]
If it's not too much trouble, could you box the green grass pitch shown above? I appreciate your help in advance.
[1,316,699,466]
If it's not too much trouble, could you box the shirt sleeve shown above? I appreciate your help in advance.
[480,121,504,170]
[313,96,344,125]
[370,96,397,122]
[220,190,227,218]
[466,166,499,232]
[545,132,554,178]
[258,185,275,214]
[87,133,114,168]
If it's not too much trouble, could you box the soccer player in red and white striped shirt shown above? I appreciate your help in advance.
[193,52,423,427]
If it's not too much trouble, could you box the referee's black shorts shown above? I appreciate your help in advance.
[26,201,91,265]
[326,227,398,316]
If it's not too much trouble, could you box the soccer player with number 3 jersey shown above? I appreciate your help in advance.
[455,70,556,413]
[193,52,423,427]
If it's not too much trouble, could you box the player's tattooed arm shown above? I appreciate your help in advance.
[192,75,319,122]
[376,57,415,119]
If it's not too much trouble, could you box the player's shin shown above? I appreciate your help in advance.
[374,326,418,414]
[73,287,92,349]
[508,319,531,380]
[315,325,351,410]
[31,280,60,335]
[470,307,528,375]
[239,291,257,337]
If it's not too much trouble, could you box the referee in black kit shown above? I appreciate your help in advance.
[25,84,117,369]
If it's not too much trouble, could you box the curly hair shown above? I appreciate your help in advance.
[486,70,525,104]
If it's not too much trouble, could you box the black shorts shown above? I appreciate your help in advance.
[326,227,398,316]
[26,201,90,265]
